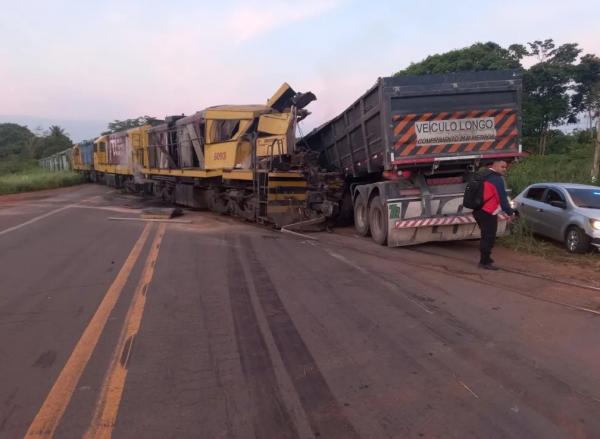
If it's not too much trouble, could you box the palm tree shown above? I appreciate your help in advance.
[49,125,67,137]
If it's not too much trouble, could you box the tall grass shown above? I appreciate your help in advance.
[499,218,548,255]
[506,143,597,195]
[0,168,85,195]
[499,218,600,268]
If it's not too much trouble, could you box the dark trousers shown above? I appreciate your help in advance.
[473,210,498,265]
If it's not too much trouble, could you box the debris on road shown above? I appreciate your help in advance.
[141,207,181,219]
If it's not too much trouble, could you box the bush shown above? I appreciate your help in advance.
[0,156,38,174]
[500,217,542,253]
[507,142,597,195]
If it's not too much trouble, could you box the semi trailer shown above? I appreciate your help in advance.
[302,70,522,246]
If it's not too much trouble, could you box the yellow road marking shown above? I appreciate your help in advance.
[24,223,153,438]
[85,223,167,439]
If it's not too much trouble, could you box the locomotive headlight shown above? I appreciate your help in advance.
[591,219,600,231]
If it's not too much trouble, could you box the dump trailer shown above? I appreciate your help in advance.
[302,70,522,246]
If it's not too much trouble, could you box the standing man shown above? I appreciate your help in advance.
[473,160,515,270]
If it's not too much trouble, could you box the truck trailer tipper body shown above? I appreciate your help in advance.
[302,70,522,246]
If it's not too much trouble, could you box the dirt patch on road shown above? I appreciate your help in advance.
[326,226,600,289]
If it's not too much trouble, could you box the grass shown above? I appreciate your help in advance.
[506,143,598,195]
[0,168,86,195]
[499,218,600,270]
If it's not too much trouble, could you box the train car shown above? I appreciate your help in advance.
[39,148,72,172]
[139,84,340,227]
[66,83,341,228]
[71,140,94,179]
[93,125,150,188]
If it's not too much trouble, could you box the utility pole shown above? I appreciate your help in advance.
[593,116,600,184]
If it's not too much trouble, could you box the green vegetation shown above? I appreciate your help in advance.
[397,42,525,75]
[0,123,72,161]
[507,133,597,195]
[0,168,85,195]
[499,218,600,269]
[499,216,540,254]
[0,123,84,195]
[0,157,38,175]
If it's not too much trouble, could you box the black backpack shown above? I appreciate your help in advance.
[463,170,492,210]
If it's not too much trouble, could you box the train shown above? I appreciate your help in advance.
[41,71,523,246]
[38,148,73,172]
[50,83,344,228]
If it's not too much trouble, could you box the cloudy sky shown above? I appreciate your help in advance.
[1,0,599,141]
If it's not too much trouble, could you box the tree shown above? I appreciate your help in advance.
[527,39,556,63]
[395,42,525,76]
[33,125,72,158]
[49,125,68,138]
[571,54,600,132]
[102,115,162,135]
[0,123,35,158]
[523,40,582,154]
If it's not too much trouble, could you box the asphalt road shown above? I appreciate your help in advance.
[1,184,600,439]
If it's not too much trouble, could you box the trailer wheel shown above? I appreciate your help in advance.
[354,194,370,236]
[369,195,388,245]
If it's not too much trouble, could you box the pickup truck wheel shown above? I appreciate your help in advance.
[565,226,590,253]
[354,194,370,236]
[369,195,388,245]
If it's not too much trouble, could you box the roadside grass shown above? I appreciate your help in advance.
[499,218,600,270]
[0,168,86,195]
[507,144,597,195]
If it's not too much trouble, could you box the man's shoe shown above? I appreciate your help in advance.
[478,263,499,271]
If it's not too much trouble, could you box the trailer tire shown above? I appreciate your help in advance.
[354,194,370,236]
[369,195,388,245]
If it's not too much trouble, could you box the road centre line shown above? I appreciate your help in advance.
[24,223,153,438]
[85,223,167,439]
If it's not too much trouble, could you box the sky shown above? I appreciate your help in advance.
[1,0,599,141]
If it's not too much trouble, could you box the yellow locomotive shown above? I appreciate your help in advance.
[71,84,343,227]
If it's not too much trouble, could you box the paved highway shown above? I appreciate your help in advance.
[1,184,599,438]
